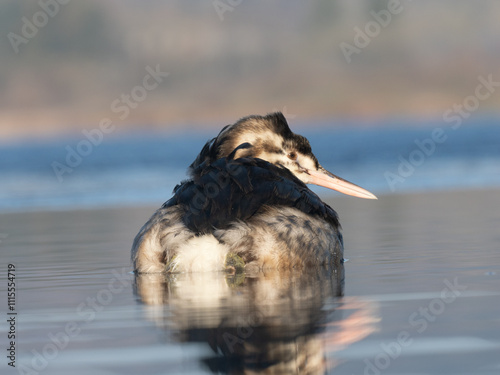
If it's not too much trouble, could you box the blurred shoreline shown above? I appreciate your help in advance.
[2,1,500,140]
[2,109,499,142]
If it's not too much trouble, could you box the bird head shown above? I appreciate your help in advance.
[190,112,377,199]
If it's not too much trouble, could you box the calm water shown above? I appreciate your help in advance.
[1,120,500,374]
[0,118,499,211]
[1,189,500,374]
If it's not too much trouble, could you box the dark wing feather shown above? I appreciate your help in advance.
[187,124,234,174]
[164,157,339,234]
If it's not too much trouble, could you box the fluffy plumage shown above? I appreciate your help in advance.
[132,112,346,273]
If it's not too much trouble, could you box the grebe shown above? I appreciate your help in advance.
[132,112,376,273]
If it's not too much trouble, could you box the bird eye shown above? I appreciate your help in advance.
[287,151,297,161]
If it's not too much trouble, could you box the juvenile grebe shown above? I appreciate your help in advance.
[132,113,376,273]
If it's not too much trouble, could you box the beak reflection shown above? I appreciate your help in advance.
[134,268,379,374]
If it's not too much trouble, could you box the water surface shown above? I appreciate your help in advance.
[1,119,499,212]
[1,189,499,374]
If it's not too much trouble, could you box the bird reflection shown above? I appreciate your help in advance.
[134,266,379,374]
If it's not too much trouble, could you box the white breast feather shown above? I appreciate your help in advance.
[173,235,229,272]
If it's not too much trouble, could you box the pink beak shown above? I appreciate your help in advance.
[306,167,377,200]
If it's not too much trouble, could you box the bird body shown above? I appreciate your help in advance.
[132,113,375,273]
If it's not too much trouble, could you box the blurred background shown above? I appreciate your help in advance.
[1,0,499,211]
[3,4,499,374]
